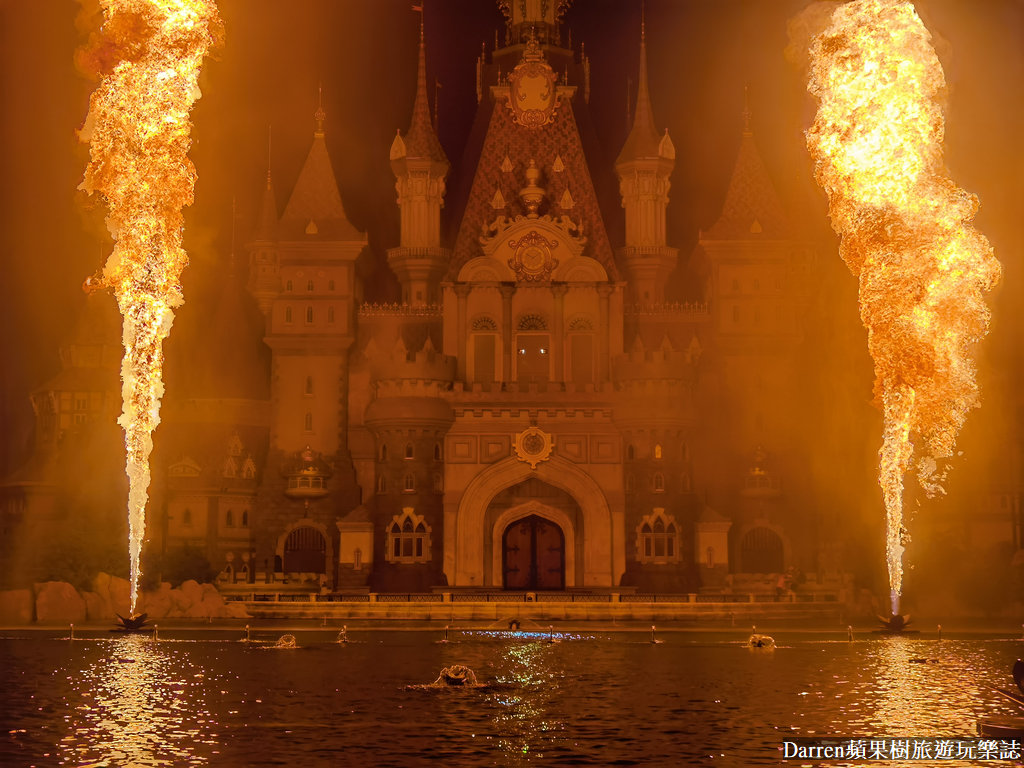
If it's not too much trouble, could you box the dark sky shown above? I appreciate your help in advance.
[1,0,1021,475]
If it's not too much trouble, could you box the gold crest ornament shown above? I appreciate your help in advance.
[508,230,559,282]
[507,34,558,128]
[514,427,554,469]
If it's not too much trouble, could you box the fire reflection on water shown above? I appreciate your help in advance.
[491,641,565,761]
[61,637,216,766]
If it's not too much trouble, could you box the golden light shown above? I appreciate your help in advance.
[79,0,223,614]
[805,0,1000,613]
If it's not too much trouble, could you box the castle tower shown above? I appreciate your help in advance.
[615,16,677,304]
[388,17,450,306]
[248,97,367,587]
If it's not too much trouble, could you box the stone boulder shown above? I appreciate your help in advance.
[0,589,33,625]
[34,581,87,624]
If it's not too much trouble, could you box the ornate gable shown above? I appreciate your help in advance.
[449,92,617,280]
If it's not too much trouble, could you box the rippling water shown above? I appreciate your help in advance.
[1,627,1021,766]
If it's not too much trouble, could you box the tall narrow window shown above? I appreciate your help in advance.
[386,508,431,562]
[327,306,335,323]
[653,473,665,492]
[404,442,414,459]
[304,376,313,395]
[403,474,415,492]
[654,444,663,460]
[626,444,635,461]
[241,510,249,527]
[376,475,386,493]
[307,279,314,292]
[434,443,442,461]
[226,509,234,527]
[328,279,335,291]
[636,509,681,564]
[285,307,293,323]
[379,443,388,461]
[305,306,313,324]
[286,280,293,292]
[304,413,313,431]
[182,508,192,526]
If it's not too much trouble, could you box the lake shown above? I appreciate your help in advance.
[1,625,1021,766]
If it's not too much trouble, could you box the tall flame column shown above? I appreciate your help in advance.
[805,0,1000,613]
[80,0,223,614]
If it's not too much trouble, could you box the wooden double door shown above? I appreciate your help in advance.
[502,515,565,590]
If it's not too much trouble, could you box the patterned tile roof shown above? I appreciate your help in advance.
[702,132,790,241]
[449,94,617,280]
[280,133,364,242]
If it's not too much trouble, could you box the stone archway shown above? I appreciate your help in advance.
[276,518,334,577]
[446,455,620,588]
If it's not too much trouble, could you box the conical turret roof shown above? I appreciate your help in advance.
[280,106,364,241]
[702,126,790,240]
[616,21,667,165]
[397,20,448,167]
[255,171,278,241]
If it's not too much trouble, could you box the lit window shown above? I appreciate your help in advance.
[654,444,663,460]
[386,507,431,563]
[636,508,680,564]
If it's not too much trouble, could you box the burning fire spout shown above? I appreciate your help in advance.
[79,0,222,614]
[806,0,1000,615]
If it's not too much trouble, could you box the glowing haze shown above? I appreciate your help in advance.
[79,0,223,614]
[806,0,1001,614]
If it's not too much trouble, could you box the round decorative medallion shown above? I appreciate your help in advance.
[514,427,554,470]
[508,230,559,282]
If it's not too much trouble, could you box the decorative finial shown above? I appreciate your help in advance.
[743,82,752,135]
[412,2,423,40]
[315,82,325,135]
[266,124,273,186]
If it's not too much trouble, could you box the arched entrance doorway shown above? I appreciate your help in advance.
[738,526,784,573]
[502,514,565,590]
[283,526,326,573]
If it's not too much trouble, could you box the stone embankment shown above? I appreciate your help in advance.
[0,572,248,625]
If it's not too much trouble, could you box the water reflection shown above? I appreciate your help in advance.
[61,636,215,766]
[491,640,565,762]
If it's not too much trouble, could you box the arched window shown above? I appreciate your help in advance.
[304,413,313,431]
[376,475,386,494]
[307,279,314,292]
[386,507,431,562]
[403,474,415,492]
[241,510,249,527]
[654,444,663,460]
[285,306,293,323]
[379,443,388,461]
[626,444,635,461]
[286,280,293,292]
[636,508,680,564]
[182,508,192,526]
[404,442,414,460]
[226,509,234,527]
[305,306,313,324]
[653,473,665,492]
[304,376,313,395]
[434,443,442,461]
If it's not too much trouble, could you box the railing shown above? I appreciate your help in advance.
[237,591,841,604]
[358,302,443,319]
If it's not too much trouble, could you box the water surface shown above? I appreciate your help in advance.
[1,627,1020,766]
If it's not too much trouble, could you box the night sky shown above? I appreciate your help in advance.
[1,0,1021,479]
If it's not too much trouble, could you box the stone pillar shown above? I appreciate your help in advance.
[597,283,613,382]
[500,283,515,383]
[552,282,567,383]
[455,283,470,382]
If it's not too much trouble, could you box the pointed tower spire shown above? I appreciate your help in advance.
[616,6,663,164]
[314,82,326,136]
[387,5,451,305]
[256,126,278,241]
[400,8,448,166]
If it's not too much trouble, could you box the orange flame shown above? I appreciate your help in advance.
[79,0,222,614]
[806,0,1000,613]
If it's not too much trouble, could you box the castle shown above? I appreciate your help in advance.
[3,1,830,596]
